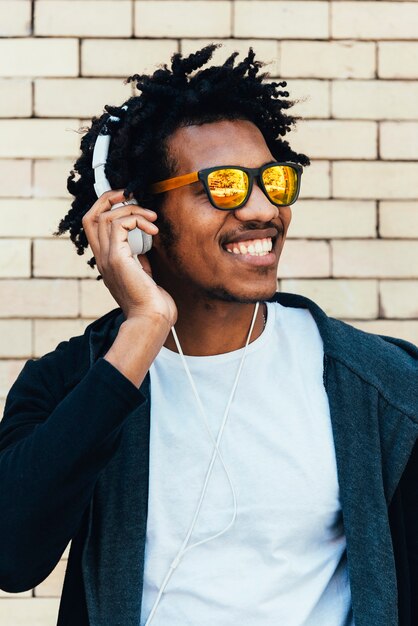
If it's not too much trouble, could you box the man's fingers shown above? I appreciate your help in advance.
[82,189,157,266]
[82,191,126,259]
[99,214,158,268]
[97,210,111,261]
[82,190,132,236]
[87,190,129,225]
[98,212,158,264]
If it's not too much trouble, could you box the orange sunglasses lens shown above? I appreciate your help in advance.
[207,169,249,209]
[262,165,298,205]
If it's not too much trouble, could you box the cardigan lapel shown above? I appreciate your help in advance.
[275,292,418,625]
[322,353,398,625]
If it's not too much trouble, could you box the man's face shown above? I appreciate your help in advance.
[150,118,292,304]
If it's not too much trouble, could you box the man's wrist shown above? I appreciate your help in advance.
[103,315,171,388]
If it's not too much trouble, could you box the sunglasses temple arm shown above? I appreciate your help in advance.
[151,172,200,194]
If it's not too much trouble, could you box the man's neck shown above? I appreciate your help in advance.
[163,299,267,356]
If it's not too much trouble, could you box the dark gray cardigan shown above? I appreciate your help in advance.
[0,291,417,626]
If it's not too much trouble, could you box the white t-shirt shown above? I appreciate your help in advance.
[141,301,354,626]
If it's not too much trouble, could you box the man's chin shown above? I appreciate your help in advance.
[202,282,278,304]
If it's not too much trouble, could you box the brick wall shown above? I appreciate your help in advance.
[1,0,418,623]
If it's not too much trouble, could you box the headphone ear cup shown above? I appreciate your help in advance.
[128,229,153,255]
[142,232,153,253]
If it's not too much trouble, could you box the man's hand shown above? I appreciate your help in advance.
[81,189,177,329]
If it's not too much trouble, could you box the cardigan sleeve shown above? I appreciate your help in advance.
[403,438,418,623]
[0,336,146,593]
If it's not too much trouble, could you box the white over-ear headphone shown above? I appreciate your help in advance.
[92,105,153,256]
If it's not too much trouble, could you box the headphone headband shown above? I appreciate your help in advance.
[92,105,128,197]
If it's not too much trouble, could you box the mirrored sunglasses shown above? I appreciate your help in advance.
[151,162,303,210]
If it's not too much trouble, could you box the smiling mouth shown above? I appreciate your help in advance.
[222,236,275,257]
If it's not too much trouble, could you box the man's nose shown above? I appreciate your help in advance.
[233,183,280,222]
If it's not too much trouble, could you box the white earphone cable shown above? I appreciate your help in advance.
[144,302,261,625]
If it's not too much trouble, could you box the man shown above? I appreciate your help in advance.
[0,45,417,626]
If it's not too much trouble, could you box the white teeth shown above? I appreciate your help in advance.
[225,237,273,256]
[262,239,272,252]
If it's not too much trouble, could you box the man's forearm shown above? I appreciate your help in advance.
[103,316,172,388]
[0,356,146,593]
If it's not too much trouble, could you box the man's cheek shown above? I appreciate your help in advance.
[281,208,292,233]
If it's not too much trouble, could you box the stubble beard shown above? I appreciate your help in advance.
[156,211,278,304]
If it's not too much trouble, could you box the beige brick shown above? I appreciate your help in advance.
[0,0,31,36]
[34,319,91,357]
[35,78,133,118]
[266,77,331,120]
[0,280,78,318]
[0,239,30,278]
[332,81,418,120]
[0,360,26,398]
[281,41,375,79]
[380,280,418,319]
[281,279,378,318]
[135,1,231,37]
[0,160,32,197]
[299,160,330,199]
[62,542,71,559]
[0,79,32,118]
[34,239,94,278]
[34,160,74,199]
[35,0,132,37]
[345,319,418,347]
[82,39,178,77]
[333,162,418,200]
[288,200,376,239]
[379,42,418,79]
[181,39,280,77]
[34,559,67,597]
[0,320,32,358]
[291,120,377,159]
[0,598,60,625]
[380,122,418,160]
[279,240,330,278]
[379,202,418,239]
[0,120,81,158]
[0,199,71,238]
[80,279,119,317]
[332,2,418,39]
[280,79,330,119]
[332,240,418,278]
[234,1,329,39]
[0,39,78,78]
